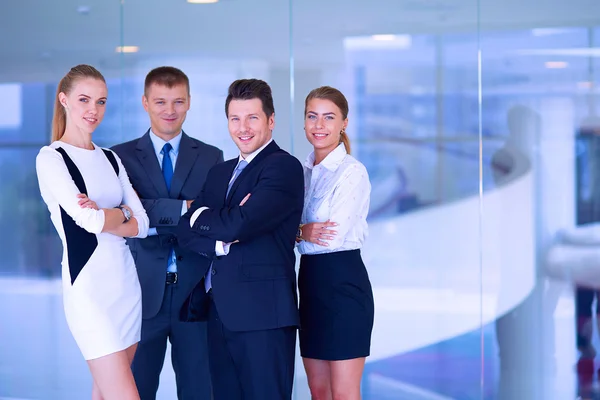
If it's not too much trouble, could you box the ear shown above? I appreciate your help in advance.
[343,118,348,131]
[142,94,149,112]
[268,113,275,132]
[58,92,68,109]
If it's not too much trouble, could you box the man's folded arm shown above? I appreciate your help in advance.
[177,207,219,259]
[190,157,304,243]
[141,198,188,230]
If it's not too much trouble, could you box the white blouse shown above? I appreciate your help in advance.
[297,143,371,255]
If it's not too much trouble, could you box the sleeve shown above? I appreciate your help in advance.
[189,207,228,255]
[301,163,371,252]
[189,156,305,243]
[112,151,149,238]
[140,198,190,228]
[36,147,106,234]
[177,190,217,259]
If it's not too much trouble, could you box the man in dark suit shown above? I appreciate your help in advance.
[177,79,304,399]
[112,66,223,400]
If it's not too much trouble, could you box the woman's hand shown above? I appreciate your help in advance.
[301,220,338,246]
[77,193,99,210]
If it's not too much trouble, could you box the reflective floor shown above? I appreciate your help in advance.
[0,276,586,400]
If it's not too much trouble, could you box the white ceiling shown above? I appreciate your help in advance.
[0,0,599,83]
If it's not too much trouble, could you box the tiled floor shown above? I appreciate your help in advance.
[0,277,586,400]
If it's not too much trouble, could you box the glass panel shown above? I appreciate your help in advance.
[291,1,483,398]
[479,11,600,400]
[0,1,294,399]
[0,4,126,399]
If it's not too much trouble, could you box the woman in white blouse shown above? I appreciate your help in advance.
[36,65,148,400]
[296,86,374,400]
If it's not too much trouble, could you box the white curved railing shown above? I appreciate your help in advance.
[364,156,536,362]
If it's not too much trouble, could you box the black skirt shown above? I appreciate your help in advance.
[298,249,374,361]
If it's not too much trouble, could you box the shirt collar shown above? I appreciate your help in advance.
[304,143,347,171]
[237,138,273,165]
[149,129,183,156]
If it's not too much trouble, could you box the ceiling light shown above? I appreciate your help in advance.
[344,34,412,50]
[115,46,139,53]
[531,28,570,37]
[515,48,600,57]
[371,34,397,41]
[578,81,594,89]
[187,0,219,3]
[545,61,568,69]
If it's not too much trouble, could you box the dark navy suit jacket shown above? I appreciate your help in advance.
[177,140,304,332]
[112,131,223,318]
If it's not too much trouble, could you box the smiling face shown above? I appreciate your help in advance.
[59,78,107,134]
[227,98,274,158]
[304,98,348,155]
[143,83,190,140]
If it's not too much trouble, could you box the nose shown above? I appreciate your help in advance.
[242,119,250,132]
[315,116,324,129]
[88,103,99,115]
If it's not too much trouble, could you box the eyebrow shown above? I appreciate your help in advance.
[229,114,259,118]
[154,98,187,101]
[78,94,107,100]
[307,111,336,116]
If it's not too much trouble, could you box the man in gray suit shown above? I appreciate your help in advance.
[112,66,223,399]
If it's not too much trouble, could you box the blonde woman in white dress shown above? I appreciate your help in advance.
[36,65,149,400]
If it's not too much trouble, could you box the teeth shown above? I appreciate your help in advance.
[314,133,327,137]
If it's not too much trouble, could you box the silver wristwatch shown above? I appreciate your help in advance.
[118,205,132,223]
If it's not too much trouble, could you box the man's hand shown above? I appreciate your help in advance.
[186,200,194,209]
[240,193,251,206]
[225,194,251,247]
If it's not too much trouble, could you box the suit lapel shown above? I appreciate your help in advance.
[226,141,280,204]
[135,130,169,197]
[170,132,199,199]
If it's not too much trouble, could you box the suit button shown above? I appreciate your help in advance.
[169,237,176,244]
[211,269,216,275]
[177,256,183,261]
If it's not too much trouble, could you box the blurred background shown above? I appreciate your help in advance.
[1,0,600,399]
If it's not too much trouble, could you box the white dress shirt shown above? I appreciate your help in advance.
[190,138,274,255]
[297,143,371,255]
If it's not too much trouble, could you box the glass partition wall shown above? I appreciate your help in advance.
[1,1,599,398]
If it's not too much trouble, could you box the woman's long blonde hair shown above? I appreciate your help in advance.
[51,64,105,142]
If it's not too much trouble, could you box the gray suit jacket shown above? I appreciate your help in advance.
[112,131,223,319]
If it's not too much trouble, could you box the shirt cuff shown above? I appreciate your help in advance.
[181,200,188,216]
[215,241,231,256]
[147,227,158,236]
[190,207,209,228]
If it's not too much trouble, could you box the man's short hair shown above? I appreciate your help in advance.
[144,66,190,96]
[225,79,275,118]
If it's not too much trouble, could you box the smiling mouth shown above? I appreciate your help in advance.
[84,117,97,124]
[312,133,329,138]
[238,135,254,142]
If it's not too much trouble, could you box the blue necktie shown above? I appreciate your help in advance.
[227,160,248,197]
[205,160,249,291]
[161,143,173,192]
[162,143,177,273]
